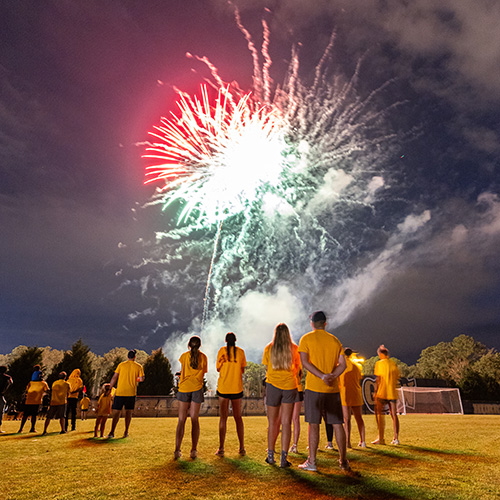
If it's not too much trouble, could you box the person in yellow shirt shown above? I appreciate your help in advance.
[175,336,207,460]
[18,374,49,433]
[66,369,83,432]
[298,311,352,474]
[79,394,90,420]
[94,383,113,438]
[339,348,366,448]
[372,345,400,445]
[215,332,247,457]
[108,350,145,439]
[42,372,71,435]
[262,323,301,468]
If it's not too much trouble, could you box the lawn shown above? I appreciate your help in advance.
[1,414,499,499]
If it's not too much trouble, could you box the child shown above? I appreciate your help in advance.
[174,336,208,459]
[94,384,112,438]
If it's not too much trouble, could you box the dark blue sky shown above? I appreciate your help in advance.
[1,1,499,363]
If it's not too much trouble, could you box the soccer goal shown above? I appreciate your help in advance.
[397,387,464,415]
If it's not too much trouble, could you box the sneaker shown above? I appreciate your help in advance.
[265,456,276,465]
[371,438,385,445]
[358,441,367,448]
[340,460,360,477]
[123,432,129,438]
[298,460,317,472]
[60,430,67,434]
[289,444,298,454]
[280,459,292,468]
[174,450,182,460]
[391,439,400,445]
[215,449,225,457]
[239,448,246,456]
[190,450,197,459]
[107,433,115,439]
[325,443,334,450]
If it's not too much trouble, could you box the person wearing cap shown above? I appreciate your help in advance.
[108,349,145,439]
[339,348,366,448]
[298,311,353,474]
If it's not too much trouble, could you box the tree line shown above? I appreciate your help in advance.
[1,334,499,403]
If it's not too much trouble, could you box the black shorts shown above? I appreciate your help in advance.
[47,404,66,420]
[23,404,39,417]
[295,391,304,403]
[266,383,297,406]
[304,390,343,425]
[376,397,397,405]
[217,391,243,400]
[177,389,204,404]
[112,396,136,411]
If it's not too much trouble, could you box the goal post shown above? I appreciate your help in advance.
[398,386,464,415]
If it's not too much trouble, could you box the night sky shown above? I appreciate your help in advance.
[1,1,499,364]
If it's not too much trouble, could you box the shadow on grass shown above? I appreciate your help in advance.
[69,437,131,448]
[401,444,477,457]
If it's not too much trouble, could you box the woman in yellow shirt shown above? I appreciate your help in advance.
[175,336,207,460]
[262,323,301,468]
[215,332,247,457]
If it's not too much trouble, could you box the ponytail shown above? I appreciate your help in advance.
[188,336,201,369]
[225,332,237,362]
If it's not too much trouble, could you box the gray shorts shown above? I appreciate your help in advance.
[47,404,66,420]
[177,389,204,404]
[304,390,343,425]
[266,382,297,407]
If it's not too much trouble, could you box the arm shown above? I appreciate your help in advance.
[109,372,119,390]
[299,352,339,387]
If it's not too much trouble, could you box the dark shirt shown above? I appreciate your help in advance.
[0,373,13,395]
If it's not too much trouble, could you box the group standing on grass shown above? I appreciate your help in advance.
[0,308,402,476]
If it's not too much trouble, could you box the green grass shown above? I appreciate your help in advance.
[2,414,499,499]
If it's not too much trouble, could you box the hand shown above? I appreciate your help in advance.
[321,373,336,386]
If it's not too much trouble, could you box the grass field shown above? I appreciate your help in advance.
[1,414,499,499]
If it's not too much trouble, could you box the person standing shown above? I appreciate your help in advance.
[18,374,49,433]
[289,364,304,454]
[42,372,71,435]
[263,323,301,468]
[215,332,247,457]
[108,350,145,439]
[94,383,113,438]
[298,311,352,473]
[174,336,207,460]
[339,348,366,448]
[80,393,90,420]
[0,366,13,433]
[372,345,400,445]
[66,369,83,431]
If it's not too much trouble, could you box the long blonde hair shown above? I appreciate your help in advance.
[270,323,294,371]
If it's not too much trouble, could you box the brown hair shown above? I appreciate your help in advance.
[225,332,237,362]
[270,323,294,371]
[188,336,202,369]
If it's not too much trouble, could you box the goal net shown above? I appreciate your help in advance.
[397,387,463,415]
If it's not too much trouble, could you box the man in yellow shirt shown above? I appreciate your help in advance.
[43,372,71,435]
[298,311,352,473]
[108,350,145,439]
[80,394,90,420]
[372,345,400,445]
[18,375,49,433]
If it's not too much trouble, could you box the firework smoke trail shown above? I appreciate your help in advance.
[138,8,411,363]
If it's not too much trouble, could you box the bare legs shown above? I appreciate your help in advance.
[374,398,399,444]
[290,400,301,451]
[217,397,245,455]
[175,401,201,458]
[343,405,366,447]
[94,416,108,437]
[388,401,400,443]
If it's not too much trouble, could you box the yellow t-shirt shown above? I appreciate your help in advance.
[298,329,344,393]
[25,381,49,405]
[179,351,208,393]
[50,379,71,405]
[80,396,90,410]
[262,342,301,391]
[97,393,113,416]
[339,358,363,406]
[216,346,246,394]
[115,360,145,397]
[374,358,400,400]
[68,369,83,398]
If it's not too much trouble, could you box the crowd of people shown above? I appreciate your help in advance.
[0,310,401,475]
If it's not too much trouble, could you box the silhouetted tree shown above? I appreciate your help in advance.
[49,339,95,395]
[138,348,174,396]
[7,346,44,402]
[243,362,266,397]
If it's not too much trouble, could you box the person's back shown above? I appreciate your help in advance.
[374,358,400,401]
[216,345,246,394]
[115,359,145,397]
[339,358,363,406]
[51,378,71,405]
[26,380,49,405]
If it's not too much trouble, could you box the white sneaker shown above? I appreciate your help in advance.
[107,433,114,439]
[358,441,367,448]
[391,439,400,445]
